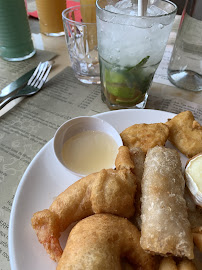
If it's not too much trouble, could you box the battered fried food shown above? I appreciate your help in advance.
[31,168,136,262]
[159,257,178,270]
[159,257,197,270]
[178,259,197,270]
[115,146,135,170]
[185,187,202,231]
[140,146,194,259]
[120,123,169,153]
[115,146,146,229]
[129,147,146,184]
[57,214,158,270]
[166,111,202,158]
[129,147,145,229]
[192,226,202,252]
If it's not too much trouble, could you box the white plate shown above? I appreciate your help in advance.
[9,109,188,270]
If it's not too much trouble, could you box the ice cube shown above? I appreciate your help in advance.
[115,0,133,9]
[105,5,125,14]
[105,0,167,17]
[129,10,137,16]
[146,5,167,16]
[105,0,137,16]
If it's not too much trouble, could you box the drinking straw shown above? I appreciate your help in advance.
[138,0,148,16]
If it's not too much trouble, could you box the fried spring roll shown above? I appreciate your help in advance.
[140,146,194,259]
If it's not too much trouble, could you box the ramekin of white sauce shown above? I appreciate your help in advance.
[53,116,123,177]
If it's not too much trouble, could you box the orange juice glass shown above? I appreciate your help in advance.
[80,0,96,23]
[36,0,66,36]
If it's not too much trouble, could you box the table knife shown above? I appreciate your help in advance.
[0,67,36,101]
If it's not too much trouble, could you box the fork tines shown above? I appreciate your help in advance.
[28,61,52,89]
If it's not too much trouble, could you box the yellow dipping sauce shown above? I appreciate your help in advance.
[62,130,119,175]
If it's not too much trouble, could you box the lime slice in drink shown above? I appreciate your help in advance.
[116,90,145,104]
[105,69,135,99]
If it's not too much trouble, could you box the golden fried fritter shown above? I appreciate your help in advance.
[129,147,146,229]
[159,257,178,270]
[120,123,169,153]
[31,167,136,262]
[159,257,197,270]
[166,111,202,158]
[57,214,158,270]
[192,226,202,252]
[115,146,146,230]
[178,259,197,270]
[115,146,135,171]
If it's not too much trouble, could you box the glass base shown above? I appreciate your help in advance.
[2,49,36,62]
[43,31,65,37]
[101,92,148,110]
[168,69,202,92]
[75,74,101,85]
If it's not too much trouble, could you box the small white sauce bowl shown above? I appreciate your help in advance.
[53,116,123,177]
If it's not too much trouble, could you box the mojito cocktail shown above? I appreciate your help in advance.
[96,0,177,109]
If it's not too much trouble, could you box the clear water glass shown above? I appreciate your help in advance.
[62,5,100,84]
[168,0,202,92]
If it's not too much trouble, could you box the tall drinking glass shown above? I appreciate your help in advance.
[168,0,202,91]
[36,0,66,36]
[96,0,177,109]
[0,0,35,61]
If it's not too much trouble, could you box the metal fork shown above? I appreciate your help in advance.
[0,61,52,110]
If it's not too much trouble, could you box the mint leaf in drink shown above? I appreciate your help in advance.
[127,56,150,71]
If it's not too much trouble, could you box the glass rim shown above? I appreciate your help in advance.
[96,0,177,18]
[62,5,97,25]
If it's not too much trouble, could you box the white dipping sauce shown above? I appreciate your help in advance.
[62,130,119,175]
[186,155,202,192]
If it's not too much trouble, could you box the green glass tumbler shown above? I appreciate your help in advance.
[0,0,35,61]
